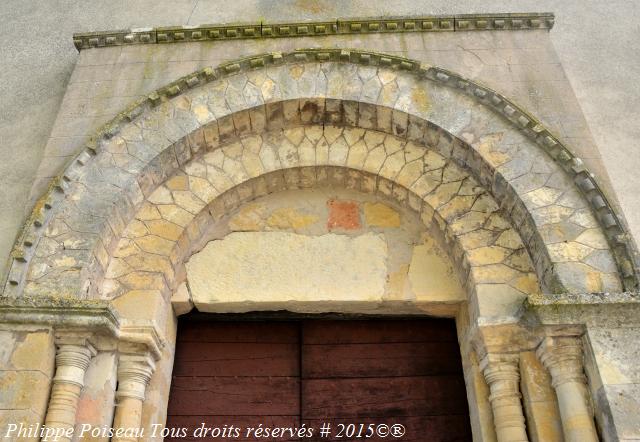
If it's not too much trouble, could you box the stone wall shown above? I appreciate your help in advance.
[0,327,55,441]
[32,28,611,211]
[586,325,640,441]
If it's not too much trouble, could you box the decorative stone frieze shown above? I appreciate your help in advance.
[537,336,599,442]
[72,13,555,50]
[480,353,529,442]
[112,349,156,442]
[42,337,96,442]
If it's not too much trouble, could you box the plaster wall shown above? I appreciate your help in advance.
[1,0,639,286]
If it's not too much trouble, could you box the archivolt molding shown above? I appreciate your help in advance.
[100,126,541,323]
[5,49,637,301]
[72,12,555,50]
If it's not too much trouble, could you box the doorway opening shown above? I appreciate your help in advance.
[166,313,472,441]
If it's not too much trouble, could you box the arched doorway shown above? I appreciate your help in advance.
[9,49,624,442]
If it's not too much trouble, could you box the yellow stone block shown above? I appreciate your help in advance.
[112,290,169,324]
[123,219,149,239]
[495,229,523,249]
[10,331,54,374]
[158,204,194,227]
[136,203,162,221]
[467,246,511,266]
[363,202,401,228]
[266,208,318,230]
[229,204,265,231]
[118,271,166,291]
[188,176,218,202]
[145,219,183,241]
[165,175,189,191]
[135,235,176,256]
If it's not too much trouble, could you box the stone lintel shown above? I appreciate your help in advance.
[72,12,555,50]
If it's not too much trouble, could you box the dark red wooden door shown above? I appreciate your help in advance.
[301,320,471,441]
[166,321,301,441]
[165,318,471,441]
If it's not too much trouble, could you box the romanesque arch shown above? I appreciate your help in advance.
[3,48,633,442]
[6,49,635,303]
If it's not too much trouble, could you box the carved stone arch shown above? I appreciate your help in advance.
[99,125,542,324]
[5,48,637,306]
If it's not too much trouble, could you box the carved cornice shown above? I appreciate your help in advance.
[0,296,164,359]
[0,296,120,333]
[526,291,640,327]
[72,12,555,50]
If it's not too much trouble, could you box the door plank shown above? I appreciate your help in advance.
[178,321,300,343]
[168,376,300,416]
[173,342,299,376]
[302,342,462,378]
[303,320,457,344]
[302,376,468,418]
[302,415,472,442]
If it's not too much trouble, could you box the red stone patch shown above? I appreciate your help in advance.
[327,199,360,231]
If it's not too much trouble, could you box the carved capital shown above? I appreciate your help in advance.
[536,336,585,388]
[536,335,598,442]
[480,353,521,399]
[116,352,155,401]
[43,337,97,442]
[52,339,97,387]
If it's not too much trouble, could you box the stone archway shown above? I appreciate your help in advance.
[4,49,624,442]
[7,50,633,302]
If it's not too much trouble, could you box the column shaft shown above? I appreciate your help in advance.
[112,353,155,442]
[481,353,529,442]
[537,336,598,442]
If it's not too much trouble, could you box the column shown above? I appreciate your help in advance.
[43,338,96,442]
[112,352,155,442]
[480,353,529,442]
[537,336,598,442]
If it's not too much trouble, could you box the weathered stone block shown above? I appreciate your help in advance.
[10,330,54,375]
[187,232,388,311]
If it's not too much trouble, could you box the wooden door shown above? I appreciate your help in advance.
[166,321,301,441]
[165,317,471,441]
[301,320,471,441]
